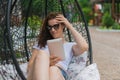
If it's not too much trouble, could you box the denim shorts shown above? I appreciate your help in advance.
[59,67,68,80]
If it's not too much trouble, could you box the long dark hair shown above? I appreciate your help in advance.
[38,12,62,48]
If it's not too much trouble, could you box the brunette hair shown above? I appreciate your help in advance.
[37,12,62,48]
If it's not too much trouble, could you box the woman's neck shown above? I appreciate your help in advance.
[62,38,67,43]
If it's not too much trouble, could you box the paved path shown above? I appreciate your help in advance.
[89,27,120,80]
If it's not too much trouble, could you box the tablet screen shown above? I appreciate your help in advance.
[47,38,65,60]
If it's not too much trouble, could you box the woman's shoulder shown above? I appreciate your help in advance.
[33,43,47,50]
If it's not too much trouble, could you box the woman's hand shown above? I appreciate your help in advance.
[55,14,72,28]
[50,55,61,66]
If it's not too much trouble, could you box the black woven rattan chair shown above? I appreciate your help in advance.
[0,0,92,80]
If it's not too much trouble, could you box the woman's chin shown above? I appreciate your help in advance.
[53,37,58,39]
[53,36,60,39]
[52,34,62,39]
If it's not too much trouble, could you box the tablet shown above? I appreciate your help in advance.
[47,38,65,60]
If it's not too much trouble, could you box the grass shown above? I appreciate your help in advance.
[99,26,120,30]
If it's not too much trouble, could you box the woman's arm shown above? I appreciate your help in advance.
[56,15,88,56]
[67,24,88,56]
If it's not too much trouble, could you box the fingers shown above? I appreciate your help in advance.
[54,57,61,62]
[50,55,61,66]
[50,55,57,59]
[55,15,65,21]
[55,15,70,27]
[50,55,61,62]
[56,14,64,18]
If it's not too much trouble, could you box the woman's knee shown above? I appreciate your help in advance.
[38,50,49,57]
[50,66,61,73]
[50,66,65,80]
[50,66,58,70]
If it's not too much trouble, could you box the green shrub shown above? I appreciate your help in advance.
[16,52,22,58]
[102,12,114,28]
[28,15,42,37]
[28,15,42,30]
[112,22,120,30]
[83,7,93,24]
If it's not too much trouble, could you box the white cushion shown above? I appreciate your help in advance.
[74,63,100,80]
[67,51,100,80]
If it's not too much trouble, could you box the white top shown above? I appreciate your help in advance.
[33,42,76,71]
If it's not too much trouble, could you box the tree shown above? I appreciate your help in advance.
[79,0,93,23]
[102,12,114,28]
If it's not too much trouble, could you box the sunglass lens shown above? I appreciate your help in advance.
[47,26,51,30]
[47,24,60,31]
[53,24,59,30]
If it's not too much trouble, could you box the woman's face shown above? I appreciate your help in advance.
[48,19,64,39]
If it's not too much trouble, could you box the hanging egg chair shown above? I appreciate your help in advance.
[0,0,92,80]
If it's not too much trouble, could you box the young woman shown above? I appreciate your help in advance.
[27,12,88,80]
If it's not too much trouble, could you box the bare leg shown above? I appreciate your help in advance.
[50,66,65,80]
[27,50,65,80]
[27,49,38,80]
[32,50,50,80]
[27,60,35,80]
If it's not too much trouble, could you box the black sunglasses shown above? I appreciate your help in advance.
[47,24,60,31]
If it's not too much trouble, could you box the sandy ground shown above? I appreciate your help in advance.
[89,27,120,80]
